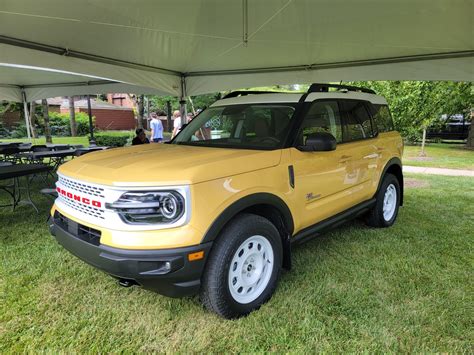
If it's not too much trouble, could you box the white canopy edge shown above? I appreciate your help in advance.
[186,56,474,96]
[0,81,176,102]
[0,43,181,101]
[0,43,472,102]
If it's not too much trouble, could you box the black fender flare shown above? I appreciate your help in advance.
[200,193,294,244]
[377,157,404,206]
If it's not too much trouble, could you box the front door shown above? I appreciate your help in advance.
[290,99,352,229]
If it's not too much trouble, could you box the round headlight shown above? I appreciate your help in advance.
[160,193,180,219]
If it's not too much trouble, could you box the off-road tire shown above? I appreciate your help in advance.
[200,213,282,319]
[366,173,401,228]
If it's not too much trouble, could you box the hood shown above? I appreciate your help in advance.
[58,143,282,186]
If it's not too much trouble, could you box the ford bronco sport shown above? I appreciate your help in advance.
[49,83,404,318]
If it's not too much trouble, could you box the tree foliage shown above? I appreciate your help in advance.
[346,81,473,142]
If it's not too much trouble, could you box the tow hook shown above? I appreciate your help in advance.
[118,279,137,288]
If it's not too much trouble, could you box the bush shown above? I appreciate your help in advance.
[10,124,28,139]
[94,132,132,147]
[48,112,93,136]
[0,122,10,138]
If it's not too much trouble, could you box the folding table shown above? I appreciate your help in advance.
[0,164,52,212]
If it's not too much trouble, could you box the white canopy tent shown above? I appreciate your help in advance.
[0,0,473,138]
[0,0,472,99]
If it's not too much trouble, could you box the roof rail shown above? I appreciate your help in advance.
[222,90,281,99]
[307,83,376,94]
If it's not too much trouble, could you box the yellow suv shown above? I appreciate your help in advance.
[49,83,404,318]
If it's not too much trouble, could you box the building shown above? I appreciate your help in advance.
[60,99,136,130]
[107,93,135,109]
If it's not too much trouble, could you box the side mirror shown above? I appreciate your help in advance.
[298,132,336,152]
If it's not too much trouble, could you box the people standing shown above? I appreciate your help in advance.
[172,110,183,138]
[150,112,164,143]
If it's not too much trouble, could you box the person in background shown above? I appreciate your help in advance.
[186,112,194,123]
[150,112,164,143]
[172,110,183,138]
[132,128,150,145]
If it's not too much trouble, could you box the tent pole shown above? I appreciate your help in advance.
[179,76,187,127]
[87,95,96,146]
[21,89,32,141]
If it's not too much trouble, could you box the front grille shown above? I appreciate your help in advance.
[54,211,102,246]
[57,175,106,220]
[58,175,105,198]
[61,196,105,219]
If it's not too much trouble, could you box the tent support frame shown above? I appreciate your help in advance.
[1,35,473,82]
[21,89,32,140]
[179,76,187,127]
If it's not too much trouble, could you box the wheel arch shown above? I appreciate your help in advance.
[201,193,294,269]
[378,157,404,206]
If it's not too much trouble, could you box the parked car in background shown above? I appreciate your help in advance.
[427,114,471,140]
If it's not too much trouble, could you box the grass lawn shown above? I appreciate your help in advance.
[403,143,474,170]
[0,131,173,146]
[1,173,472,352]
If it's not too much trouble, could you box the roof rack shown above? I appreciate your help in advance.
[222,90,281,99]
[307,83,376,94]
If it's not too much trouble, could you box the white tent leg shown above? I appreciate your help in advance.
[179,76,187,127]
[21,90,32,141]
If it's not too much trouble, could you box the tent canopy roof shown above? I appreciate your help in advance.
[0,0,472,101]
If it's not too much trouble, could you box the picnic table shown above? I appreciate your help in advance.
[17,148,78,171]
[0,163,52,212]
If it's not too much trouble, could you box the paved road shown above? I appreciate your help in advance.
[404,165,474,177]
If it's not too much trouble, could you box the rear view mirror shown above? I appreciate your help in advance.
[298,132,336,152]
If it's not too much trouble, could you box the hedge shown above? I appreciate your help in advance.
[48,112,93,136]
[94,132,133,147]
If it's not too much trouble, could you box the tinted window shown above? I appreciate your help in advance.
[340,100,373,141]
[297,100,343,145]
[174,104,296,149]
[370,104,394,132]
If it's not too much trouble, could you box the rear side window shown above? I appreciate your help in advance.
[340,100,374,142]
[370,104,394,132]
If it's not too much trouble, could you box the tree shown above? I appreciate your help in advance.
[41,99,52,143]
[137,94,145,129]
[68,96,77,136]
[346,81,473,148]
[127,94,145,129]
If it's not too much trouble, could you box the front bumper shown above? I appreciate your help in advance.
[48,214,212,298]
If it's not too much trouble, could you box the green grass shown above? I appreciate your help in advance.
[1,174,472,352]
[0,136,90,146]
[403,143,474,170]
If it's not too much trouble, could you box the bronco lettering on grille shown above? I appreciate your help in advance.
[56,187,102,208]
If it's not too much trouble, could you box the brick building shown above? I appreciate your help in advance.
[61,99,136,130]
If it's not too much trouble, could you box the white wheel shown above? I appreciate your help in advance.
[200,214,282,318]
[383,183,397,221]
[228,235,274,304]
